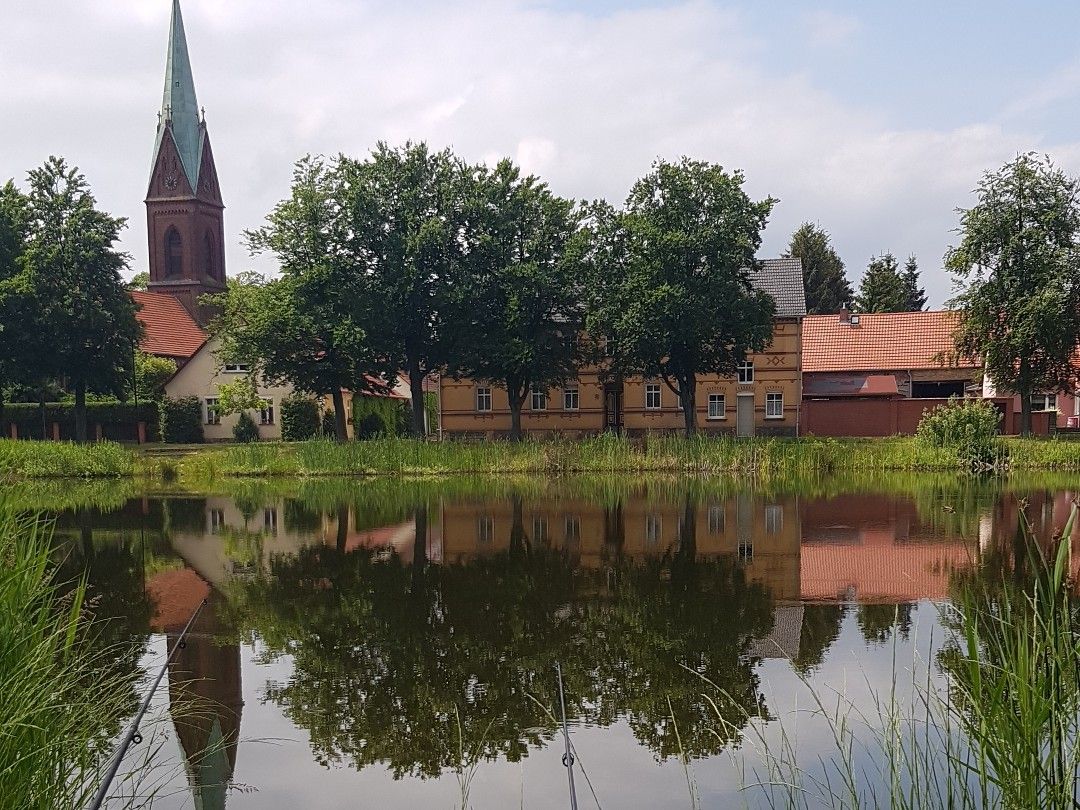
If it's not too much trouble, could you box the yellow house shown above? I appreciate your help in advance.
[440,258,806,437]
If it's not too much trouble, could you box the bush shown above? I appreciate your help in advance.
[233,411,260,443]
[280,398,321,441]
[357,411,387,439]
[160,396,204,444]
[917,397,1003,470]
[1,401,160,442]
[353,394,408,438]
[321,409,338,439]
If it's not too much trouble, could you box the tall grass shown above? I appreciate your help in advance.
[0,501,143,807]
[0,438,134,479]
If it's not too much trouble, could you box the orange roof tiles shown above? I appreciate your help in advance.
[802,310,979,373]
[131,290,206,359]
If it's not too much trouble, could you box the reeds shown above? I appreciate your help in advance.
[0,438,134,479]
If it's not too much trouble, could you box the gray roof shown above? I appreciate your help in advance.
[155,0,204,190]
[750,257,807,318]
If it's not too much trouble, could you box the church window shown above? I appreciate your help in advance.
[165,227,183,278]
[204,230,216,280]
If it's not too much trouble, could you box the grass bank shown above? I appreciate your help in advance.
[0,501,142,806]
[2,434,1079,481]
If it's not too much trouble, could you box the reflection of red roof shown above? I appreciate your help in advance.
[131,290,206,359]
[146,567,211,632]
[803,374,899,398]
[803,311,979,373]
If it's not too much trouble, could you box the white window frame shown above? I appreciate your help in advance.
[708,504,725,534]
[531,387,548,411]
[259,399,275,425]
[263,507,278,536]
[476,386,492,413]
[737,360,754,385]
[204,397,221,426]
[645,383,662,410]
[208,508,225,535]
[564,515,581,546]
[738,541,754,563]
[707,393,726,420]
[563,387,579,411]
[765,504,783,535]
[532,515,548,545]
[645,514,662,547]
[477,515,494,545]
[765,392,784,419]
[223,363,250,374]
[1031,393,1058,412]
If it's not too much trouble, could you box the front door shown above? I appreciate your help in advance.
[736,393,754,438]
[604,385,623,433]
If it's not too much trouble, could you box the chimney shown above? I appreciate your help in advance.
[839,303,851,325]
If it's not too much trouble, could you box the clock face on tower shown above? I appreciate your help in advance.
[164,173,179,190]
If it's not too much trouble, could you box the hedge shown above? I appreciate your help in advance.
[281,398,322,441]
[353,395,409,438]
[1,401,160,442]
[160,397,204,444]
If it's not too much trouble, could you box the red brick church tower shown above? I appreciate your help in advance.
[145,0,226,323]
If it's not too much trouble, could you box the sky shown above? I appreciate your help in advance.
[4,0,1080,307]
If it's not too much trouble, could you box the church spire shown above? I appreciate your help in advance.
[160,0,202,190]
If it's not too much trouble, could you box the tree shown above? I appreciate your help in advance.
[0,181,30,423]
[131,351,176,402]
[947,153,1080,435]
[225,159,385,442]
[854,253,908,313]
[338,142,467,437]
[785,222,852,314]
[127,271,150,290]
[900,255,927,311]
[20,158,140,442]
[583,158,776,436]
[453,160,583,441]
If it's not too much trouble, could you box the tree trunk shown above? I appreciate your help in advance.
[681,376,697,438]
[335,504,349,554]
[39,388,46,440]
[509,495,526,555]
[508,380,526,442]
[331,388,349,443]
[409,365,426,438]
[1020,394,1033,437]
[74,377,88,443]
[412,503,428,595]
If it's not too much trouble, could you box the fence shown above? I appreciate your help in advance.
[800,397,1049,437]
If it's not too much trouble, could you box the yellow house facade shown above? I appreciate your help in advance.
[440,258,806,438]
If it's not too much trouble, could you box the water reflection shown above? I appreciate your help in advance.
[43,479,1080,808]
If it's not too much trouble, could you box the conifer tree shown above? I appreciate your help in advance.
[854,253,907,313]
[786,222,852,314]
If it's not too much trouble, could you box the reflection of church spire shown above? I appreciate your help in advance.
[167,593,243,810]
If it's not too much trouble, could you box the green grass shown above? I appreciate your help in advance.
[0,439,133,479]
[0,500,144,807]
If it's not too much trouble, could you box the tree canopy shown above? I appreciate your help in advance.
[786,222,852,314]
[583,157,776,436]
[854,252,926,313]
[947,153,1080,434]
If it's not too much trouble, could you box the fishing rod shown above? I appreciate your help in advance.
[556,662,579,810]
[86,598,207,810]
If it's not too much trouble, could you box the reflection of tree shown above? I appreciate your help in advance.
[856,603,915,644]
[791,603,847,674]
[229,524,775,778]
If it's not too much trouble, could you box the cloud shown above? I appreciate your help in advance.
[1,0,1076,307]
[801,9,861,48]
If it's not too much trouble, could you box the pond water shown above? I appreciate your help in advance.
[41,475,1080,809]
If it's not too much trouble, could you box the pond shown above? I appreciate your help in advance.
[40,475,1080,809]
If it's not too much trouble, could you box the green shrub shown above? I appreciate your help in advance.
[353,394,407,437]
[357,411,387,439]
[917,397,1003,470]
[280,398,321,441]
[160,396,204,444]
[233,411,260,443]
[321,409,338,439]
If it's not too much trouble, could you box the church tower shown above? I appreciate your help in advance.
[146,0,226,322]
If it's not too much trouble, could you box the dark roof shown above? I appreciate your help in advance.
[803,373,900,399]
[131,290,206,359]
[750,257,806,318]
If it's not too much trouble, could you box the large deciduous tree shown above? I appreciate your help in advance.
[583,158,776,436]
[339,142,467,437]
[222,158,384,442]
[947,153,1080,435]
[20,158,140,442]
[453,160,583,441]
[786,222,852,314]
[0,181,30,423]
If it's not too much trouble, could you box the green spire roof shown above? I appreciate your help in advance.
[157,0,203,190]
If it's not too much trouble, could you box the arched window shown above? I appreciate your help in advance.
[165,227,183,278]
[204,230,216,280]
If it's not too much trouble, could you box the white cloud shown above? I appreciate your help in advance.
[1,0,1076,306]
[801,9,861,48]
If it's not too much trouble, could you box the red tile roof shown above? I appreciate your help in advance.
[803,310,979,373]
[803,373,900,398]
[131,290,206,359]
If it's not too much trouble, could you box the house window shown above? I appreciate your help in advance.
[645,514,662,547]
[531,388,548,411]
[737,360,754,385]
[564,515,581,547]
[738,542,754,563]
[563,387,579,411]
[1031,393,1058,412]
[259,399,275,425]
[477,515,494,546]
[708,394,726,420]
[765,504,783,535]
[532,515,548,545]
[263,507,278,536]
[476,386,492,412]
[204,397,221,426]
[645,383,662,410]
[223,363,250,374]
[165,227,183,278]
[208,508,224,535]
[766,392,784,419]
[708,505,725,534]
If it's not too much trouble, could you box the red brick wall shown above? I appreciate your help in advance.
[801,398,1047,437]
